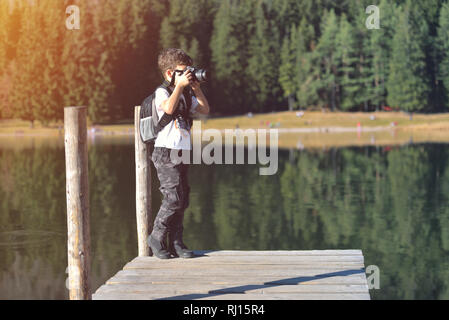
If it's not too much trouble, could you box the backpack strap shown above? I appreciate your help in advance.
[153,81,174,134]
[153,80,195,134]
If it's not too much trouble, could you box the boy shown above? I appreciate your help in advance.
[147,48,210,259]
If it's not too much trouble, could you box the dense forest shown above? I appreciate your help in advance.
[1,0,449,124]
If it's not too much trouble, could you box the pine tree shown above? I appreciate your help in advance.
[0,2,7,77]
[159,0,186,48]
[210,0,235,114]
[35,0,65,124]
[8,4,38,126]
[149,0,170,18]
[210,0,256,114]
[437,2,449,110]
[160,0,216,68]
[368,0,398,110]
[61,1,99,122]
[336,14,360,110]
[0,1,23,119]
[279,25,297,111]
[80,0,147,123]
[279,18,315,111]
[295,0,337,37]
[338,4,378,112]
[387,3,431,112]
[115,0,160,118]
[314,10,340,111]
[354,5,377,112]
[0,1,10,118]
[295,19,317,110]
[247,0,282,112]
[408,0,445,112]
[61,27,90,119]
[272,0,302,39]
[85,1,119,123]
[4,1,21,64]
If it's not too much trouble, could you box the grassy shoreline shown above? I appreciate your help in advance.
[1,111,449,149]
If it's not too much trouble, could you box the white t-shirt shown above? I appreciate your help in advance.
[154,87,199,150]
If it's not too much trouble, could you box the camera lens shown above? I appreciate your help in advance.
[195,69,208,82]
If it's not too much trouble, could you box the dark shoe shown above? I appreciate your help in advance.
[147,235,171,259]
[169,240,195,259]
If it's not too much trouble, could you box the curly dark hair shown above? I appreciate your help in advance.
[158,48,193,76]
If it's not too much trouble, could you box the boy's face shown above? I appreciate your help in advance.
[165,64,188,82]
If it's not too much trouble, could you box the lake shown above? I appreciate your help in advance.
[0,135,448,299]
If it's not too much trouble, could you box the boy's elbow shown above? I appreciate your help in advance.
[161,101,174,115]
[201,105,210,115]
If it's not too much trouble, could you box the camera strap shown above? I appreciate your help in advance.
[169,71,177,87]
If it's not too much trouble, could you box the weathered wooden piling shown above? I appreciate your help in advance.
[134,106,152,257]
[64,106,91,300]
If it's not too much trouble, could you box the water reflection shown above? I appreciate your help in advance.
[0,137,448,299]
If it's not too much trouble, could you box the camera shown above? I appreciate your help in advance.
[184,66,209,83]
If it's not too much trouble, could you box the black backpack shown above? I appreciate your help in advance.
[139,82,194,144]
[139,83,174,144]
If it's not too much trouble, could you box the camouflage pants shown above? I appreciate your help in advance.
[150,147,190,243]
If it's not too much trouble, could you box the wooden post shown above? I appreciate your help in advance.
[134,106,152,256]
[64,106,91,300]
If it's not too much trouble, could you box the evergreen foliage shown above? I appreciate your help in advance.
[1,0,448,124]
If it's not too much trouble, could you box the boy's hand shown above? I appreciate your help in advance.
[175,69,193,88]
[191,80,201,92]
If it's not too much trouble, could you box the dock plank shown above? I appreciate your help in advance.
[189,250,363,256]
[93,292,371,300]
[95,283,369,294]
[93,250,370,300]
[106,274,368,285]
[107,268,366,279]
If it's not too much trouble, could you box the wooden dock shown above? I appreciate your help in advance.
[93,250,370,300]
